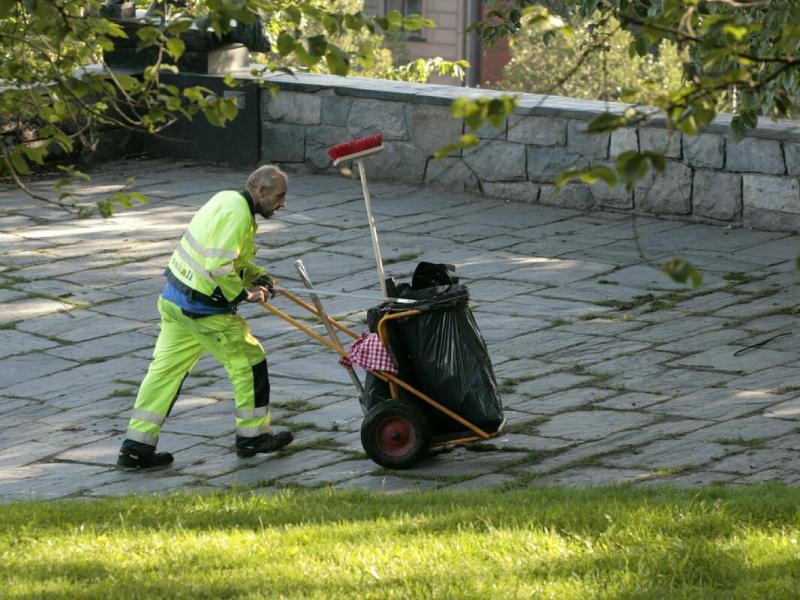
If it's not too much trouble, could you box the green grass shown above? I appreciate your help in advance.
[723,271,762,284]
[2,486,800,598]
[549,317,571,328]
[383,252,421,265]
[714,437,769,449]
[273,398,315,413]
[498,374,536,394]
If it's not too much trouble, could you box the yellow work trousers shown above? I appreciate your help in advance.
[125,297,270,447]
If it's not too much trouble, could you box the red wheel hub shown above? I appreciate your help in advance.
[375,416,417,457]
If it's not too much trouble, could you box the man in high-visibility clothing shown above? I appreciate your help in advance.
[117,164,293,470]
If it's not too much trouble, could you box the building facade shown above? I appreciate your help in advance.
[363,0,510,86]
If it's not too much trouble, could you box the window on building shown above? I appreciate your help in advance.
[385,0,422,16]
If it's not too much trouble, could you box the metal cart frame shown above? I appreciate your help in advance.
[260,278,505,467]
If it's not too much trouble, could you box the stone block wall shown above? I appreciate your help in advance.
[251,71,800,232]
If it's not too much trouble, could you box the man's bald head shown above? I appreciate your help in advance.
[247,165,288,219]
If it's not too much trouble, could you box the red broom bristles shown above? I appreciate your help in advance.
[326,133,384,165]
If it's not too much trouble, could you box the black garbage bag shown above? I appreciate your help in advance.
[363,281,503,434]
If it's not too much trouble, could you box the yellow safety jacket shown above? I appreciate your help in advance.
[166,190,266,308]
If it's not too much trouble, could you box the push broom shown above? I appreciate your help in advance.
[326,133,389,298]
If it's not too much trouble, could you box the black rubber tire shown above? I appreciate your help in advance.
[361,401,431,470]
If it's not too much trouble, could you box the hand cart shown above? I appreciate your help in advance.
[260,260,505,470]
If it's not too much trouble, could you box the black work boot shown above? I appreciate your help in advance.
[117,440,174,471]
[236,431,293,458]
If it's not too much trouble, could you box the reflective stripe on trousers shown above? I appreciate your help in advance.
[125,296,270,447]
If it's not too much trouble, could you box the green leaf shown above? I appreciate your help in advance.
[616,151,649,185]
[0,0,14,19]
[634,36,647,57]
[357,41,375,68]
[115,74,140,91]
[293,43,319,68]
[344,13,365,31]
[285,6,302,25]
[325,47,350,76]
[385,10,403,32]
[219,98,238,121]
[450,98,474,119]
[464,110,484,132]
[740,110,758,129]
[459,133,479,148]
[662,258,703,288]
[307,35,327,57]
[8,149,30,175]
[203,107,223,127]
[619,88,638,103]
[22,144,47,165]
[433,143,461,159]
[277,32,295,57]
[585,165,618,187]
[96,199,115,218]
[644,151,666,172]
[183,87,207,103]
[111,192,132,209]
[555,168,581,190]
[322,15,339,36]
[723,23,749,42]
[136,26,160,48]
[165,37,185,60]
[588,113,627,134]
[730,116,746,143]
[128,192,149,205]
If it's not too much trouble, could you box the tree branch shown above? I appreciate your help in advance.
[1,146,76,214]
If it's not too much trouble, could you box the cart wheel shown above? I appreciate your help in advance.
[361,401,431,470]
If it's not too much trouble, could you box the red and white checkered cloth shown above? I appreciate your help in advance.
[339,332,398,374]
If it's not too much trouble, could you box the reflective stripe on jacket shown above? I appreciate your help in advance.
[166,190,266,306]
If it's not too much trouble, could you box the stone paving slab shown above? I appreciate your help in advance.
[606,365,729,396]
[0,329,58,358]
[2,356,151,404]
[282,459,379,486]
[488,433,574,452]
[711,448,796,474]
[398,449,522,478]
[15,309,146,342]
[44,330,155,362]
[2,462,128,501]
[537,410,653,441]
[207,449,347,487]
[732,468,798,484]
[668,345,797,374]
[513,418,715,476]
[726,366,800,393]
[512,386,617,415]
[533,467,653,487]
[764,399,800,420]
[605,438,731,470]
[593,392,670,411]
[2,158,800,500]
[656,328,750,353]
[0,297,76,325]
[645,388,787,421]
[680,415,798,443]
[0,353,79,388]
